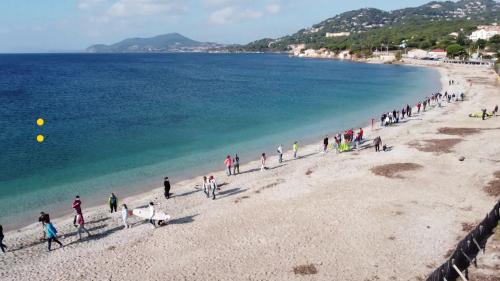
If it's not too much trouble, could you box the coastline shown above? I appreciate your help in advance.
[0,57,440,231]
[2,61,499,280]
[0,62,450,232]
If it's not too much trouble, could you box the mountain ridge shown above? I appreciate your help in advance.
[239,0,499,52]
[86,33,225,53]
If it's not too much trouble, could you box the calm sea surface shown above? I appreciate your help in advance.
[0,53,440,229]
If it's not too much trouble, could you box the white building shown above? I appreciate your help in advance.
[407,49,428,59]
[428,49,447,59]
[469,25,500,41]
[325,32,351,38]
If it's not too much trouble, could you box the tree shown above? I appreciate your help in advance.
[456,32,467,46]
[419,41,432,50]
[446,44,467,59]
[489,35,500,44]
[476,39,487,49]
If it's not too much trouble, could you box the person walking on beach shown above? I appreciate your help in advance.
[293,141,299,159]
[354,132,361,150]
[417,102,421,114]
[121,204,130,229]
[334,135,341,153]
[323,135,329,153]
[203,176,209,198]
[224,155,232,176]
[164,177,171,199]
[209,175,218,200]
[0,224,7,253]
[277,144,283,163]
[233,155,240,175]
[45,222,63,251]
[494,105,498,116]
[75,213,91,240]
[72,195,82,226]
[148,202,156,228]
[38,211,50,240]
[260,153,267,171]
[109,193,118,213]
[373,136,382,152]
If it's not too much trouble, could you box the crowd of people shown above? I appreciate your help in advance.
[4,77,498,255]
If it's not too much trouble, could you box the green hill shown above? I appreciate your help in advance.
[236,0,499,54]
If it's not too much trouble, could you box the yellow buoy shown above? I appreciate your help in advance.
[37,135,44,143]
[37,118,44,126]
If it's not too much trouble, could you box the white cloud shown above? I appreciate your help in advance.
[241,9,263,19]
[106,0,186,18]
[202,0,232,6]
[209,6,263,24]
[208,6,235,24]
[266,3,281,14]
[77,0,108,10]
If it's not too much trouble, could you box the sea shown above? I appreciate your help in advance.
[0,53,441,229]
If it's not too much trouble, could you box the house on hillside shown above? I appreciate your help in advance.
[325,32,351,38]
[469,25,500,41]
[407,49,428,59]
[428,49,447,59]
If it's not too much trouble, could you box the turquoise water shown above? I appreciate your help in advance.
[0,53,440,229]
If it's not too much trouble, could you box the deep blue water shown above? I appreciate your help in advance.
[0,53,440,228]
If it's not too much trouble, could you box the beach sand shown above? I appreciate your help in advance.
[1,63,499,281]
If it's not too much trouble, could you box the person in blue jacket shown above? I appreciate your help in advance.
[45,222,63,251]
[0,224,7,253]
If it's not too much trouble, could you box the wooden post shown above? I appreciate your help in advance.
[472,238,484,254]
[452,264,468,281]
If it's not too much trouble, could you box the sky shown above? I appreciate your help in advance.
[0,0,436,53]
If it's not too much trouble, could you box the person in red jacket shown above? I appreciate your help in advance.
[72,195,82,226]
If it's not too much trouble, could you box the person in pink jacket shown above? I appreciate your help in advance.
[224,155,232,176]
[75,213,91,240]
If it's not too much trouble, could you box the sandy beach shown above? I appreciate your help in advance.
[1,63,499,281]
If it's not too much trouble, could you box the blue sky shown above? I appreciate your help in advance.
[0,0,435,52]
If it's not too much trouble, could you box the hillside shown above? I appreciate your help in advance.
[87,33,225,53]
[238,0,499,53]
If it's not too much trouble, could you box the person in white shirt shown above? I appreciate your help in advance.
[260,153,267,171]
[121,204,130,229]
[148,202,156,228]
[277,145,283,163]
[209,176,218,200]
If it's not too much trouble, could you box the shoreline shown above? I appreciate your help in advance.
[3,60,441,232]
[2,62,499,280]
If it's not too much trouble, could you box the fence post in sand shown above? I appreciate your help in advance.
[452,264,468,281]
[472,237,484,254]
